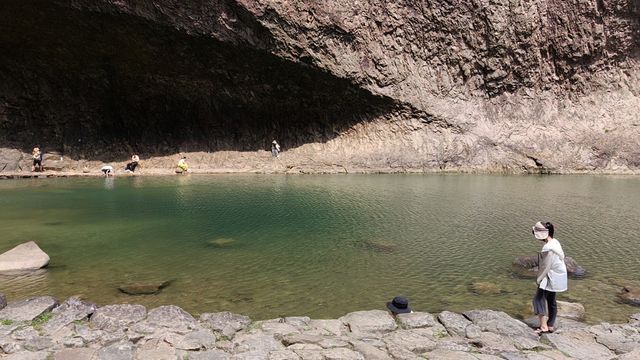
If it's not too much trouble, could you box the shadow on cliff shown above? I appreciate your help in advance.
[0,1,396,161]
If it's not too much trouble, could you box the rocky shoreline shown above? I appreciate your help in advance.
[0,294,639,360]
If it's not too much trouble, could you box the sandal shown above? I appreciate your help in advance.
[534,328,551,335]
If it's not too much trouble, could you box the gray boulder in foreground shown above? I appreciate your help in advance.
[90,304,146,332]
[0,241,50,272]
[0,296,58,322]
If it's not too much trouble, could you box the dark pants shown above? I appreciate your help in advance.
[125,161,138,172]
[533,288,558,327]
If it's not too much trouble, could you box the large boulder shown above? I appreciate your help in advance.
[619,287,640,306]
[512,255,586,278]
[0,148,23,172]
[0,296,58,322]
[0,241,50,272]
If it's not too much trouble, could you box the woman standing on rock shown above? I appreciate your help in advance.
[532,221,567,334]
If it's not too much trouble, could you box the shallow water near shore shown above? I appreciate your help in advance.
[1,174,639,323]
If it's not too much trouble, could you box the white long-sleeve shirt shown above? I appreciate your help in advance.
[537,238,568,292]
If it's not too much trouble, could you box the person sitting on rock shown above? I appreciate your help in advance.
[176,156,189,174]
[271,140,281,158]
[101,165,114,177]
[31,147,43,172]
[386,295,412,316]
[124,154,139,173]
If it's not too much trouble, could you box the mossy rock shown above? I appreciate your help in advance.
[119,280,171,295]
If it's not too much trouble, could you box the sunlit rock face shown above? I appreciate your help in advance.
[0,0,638,172]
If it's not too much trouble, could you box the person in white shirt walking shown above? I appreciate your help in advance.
[531,221,568,334]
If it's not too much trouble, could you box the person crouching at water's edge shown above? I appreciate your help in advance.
[531,221,567,334]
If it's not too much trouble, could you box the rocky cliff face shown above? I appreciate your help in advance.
[1,0,638,173]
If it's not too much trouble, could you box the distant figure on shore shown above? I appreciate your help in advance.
[177,156,189,174]
[386,295,412,316]
[531,221,567,335]
[125,154,140,173]
[31,147,43,172]
[101,165,114,177]
[271,140,281,158]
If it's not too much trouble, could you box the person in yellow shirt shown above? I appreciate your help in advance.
[177,156,189,173]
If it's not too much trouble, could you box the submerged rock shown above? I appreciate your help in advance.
[470,281,503,295]
[512,255,586,278]
[359,239,397,254]
[118,280,171,295]
[619,287,640,306]
[207,238,236,247]
[0,241,50,272]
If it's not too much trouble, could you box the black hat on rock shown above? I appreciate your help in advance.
[386,296,411,314]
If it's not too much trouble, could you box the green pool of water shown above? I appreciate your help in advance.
[1,174,639,323]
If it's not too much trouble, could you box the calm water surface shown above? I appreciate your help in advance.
[1,174,639,323]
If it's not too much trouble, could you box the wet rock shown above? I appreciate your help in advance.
[95,340,134,360]
[0,296,58,322]
[542,330,616,360]
[512,255,586,278]
[471,282,502,295]
[145,305,197,333]
[618,286,640,306]
[90,304,146,332]
[397,311,438,329]
[556,301,585,320]
[199,311,251,339]
[463,310,537,340]
[0,242,50,272]
[339,310,396,334]
[42,297,97,334]
[437,311,472,337]
[118,281,171,295]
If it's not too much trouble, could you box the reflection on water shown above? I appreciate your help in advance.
[0,174,639,323]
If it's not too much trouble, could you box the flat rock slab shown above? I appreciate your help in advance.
[438,311,472,337]
[95,340,134,360]
[397,312,439,329]
[543,330,616,360]
[53,348,97,360]
[339,310,397,334]
[90,304,146,332]
[0,241,50,272]
[4,351,51,360]
[0,296,58,322]
[464,309,537,340]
